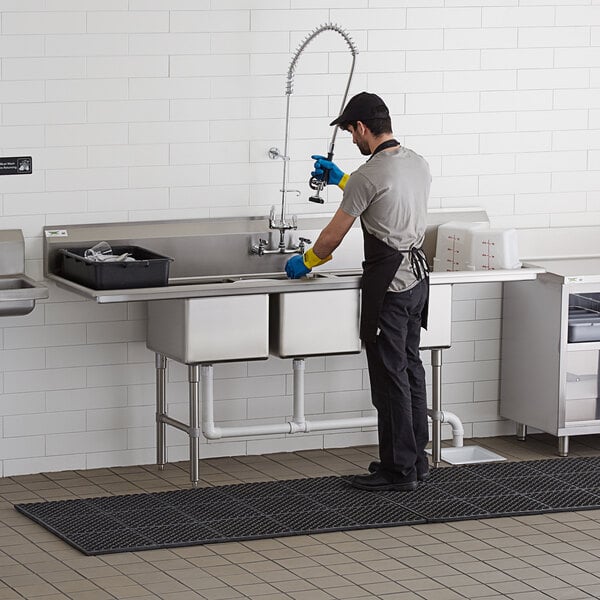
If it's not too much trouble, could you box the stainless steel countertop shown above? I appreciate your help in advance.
[523,256,600,284]
[48,266,544,303]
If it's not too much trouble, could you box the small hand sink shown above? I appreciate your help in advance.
[0,275,49,317]
[0,277,35,290]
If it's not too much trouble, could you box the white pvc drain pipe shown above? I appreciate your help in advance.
[200,357,464,446]
[156,352,465,485]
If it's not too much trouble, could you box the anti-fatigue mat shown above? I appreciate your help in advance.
[15,456,600,555]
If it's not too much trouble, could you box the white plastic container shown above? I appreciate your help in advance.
[434,221,489,272]
[467,228,521,271]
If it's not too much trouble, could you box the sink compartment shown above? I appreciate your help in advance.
[0,277,34,290]
[270,289,361,358]
[147,294,269,364]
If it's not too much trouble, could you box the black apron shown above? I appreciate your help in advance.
[358,139,430,343]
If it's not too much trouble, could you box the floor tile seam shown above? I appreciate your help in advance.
[1,575,93,600]
[528,572,592,589]
[3,514,100,577]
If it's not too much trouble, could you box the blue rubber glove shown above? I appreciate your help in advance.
[285,255,311,279]
[285,249,332,279]
[311,155,349,189]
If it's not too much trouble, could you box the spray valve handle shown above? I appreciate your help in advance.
[308,151,334,203]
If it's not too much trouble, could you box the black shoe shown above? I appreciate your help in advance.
[367,461,380,473]
[368,460,430,482]
[350,471,417,492]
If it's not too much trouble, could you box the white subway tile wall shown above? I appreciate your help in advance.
[0,3,598,476]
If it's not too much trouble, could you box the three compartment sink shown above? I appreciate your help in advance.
[0,275,49,317]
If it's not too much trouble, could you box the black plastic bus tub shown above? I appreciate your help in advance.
[58,246,172,290]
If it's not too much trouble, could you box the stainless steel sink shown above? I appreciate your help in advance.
[0,277,35,290]
[0,230,48,317]
[0,275,48,317]
[270,289,362,358]
[147,295,269,364]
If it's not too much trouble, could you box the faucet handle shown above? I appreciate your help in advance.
[298,237,311,253]
[251,238,269,256]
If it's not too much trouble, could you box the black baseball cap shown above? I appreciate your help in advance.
[329,92,390,126]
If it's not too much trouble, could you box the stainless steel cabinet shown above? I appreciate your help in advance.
[500,257,600,456]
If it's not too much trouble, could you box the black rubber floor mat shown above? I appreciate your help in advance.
[15,457,600,556]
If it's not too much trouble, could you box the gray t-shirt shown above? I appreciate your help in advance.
[340,145,431,291]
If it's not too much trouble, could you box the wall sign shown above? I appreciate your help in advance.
[0,156,32,175]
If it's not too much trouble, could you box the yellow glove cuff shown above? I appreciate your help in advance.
[338,173,349,190]
[303,248,332,269]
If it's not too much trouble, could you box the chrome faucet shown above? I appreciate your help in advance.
[252,235,311,257]
[251,207,312,255]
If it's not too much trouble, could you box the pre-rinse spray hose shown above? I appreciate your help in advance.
[279,23,358,216]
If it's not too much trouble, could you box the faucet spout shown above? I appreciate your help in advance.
[286,23,359,97]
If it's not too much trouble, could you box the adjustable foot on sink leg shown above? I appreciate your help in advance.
[558,435,569,457]
[516,423,527,441]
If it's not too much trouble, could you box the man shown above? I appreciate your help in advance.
[285,92,431,492]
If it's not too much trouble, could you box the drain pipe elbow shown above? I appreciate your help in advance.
[202,422,221,440]
[440,410,464,448]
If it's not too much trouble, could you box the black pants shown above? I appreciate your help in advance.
[364,279,429,479]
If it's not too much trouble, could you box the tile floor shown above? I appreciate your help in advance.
[3,434,600,600]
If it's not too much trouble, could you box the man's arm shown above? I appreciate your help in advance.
[312,207,356,259]
[285,207,356,279]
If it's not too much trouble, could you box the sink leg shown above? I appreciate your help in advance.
[431,348,442,468]
[155,353,167,470]
[189,364,201,487]
[558,435,569,457]
[516,422,527,441]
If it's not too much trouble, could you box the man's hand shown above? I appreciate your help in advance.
[285,248,332,279]
[311,155,349,190]
[285,255,311,279]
